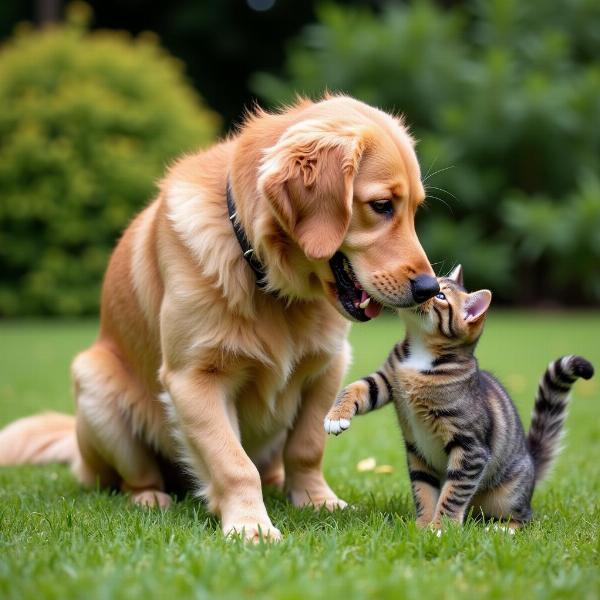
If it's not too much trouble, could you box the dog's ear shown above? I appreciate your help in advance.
[258,121,366,261]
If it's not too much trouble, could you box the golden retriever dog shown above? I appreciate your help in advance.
[0,95,439,541]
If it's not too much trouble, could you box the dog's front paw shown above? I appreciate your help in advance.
[223,519,282,543]
[289,488,348,511]
[287,475,348,511]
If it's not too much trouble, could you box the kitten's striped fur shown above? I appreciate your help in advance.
[325,265,594,529]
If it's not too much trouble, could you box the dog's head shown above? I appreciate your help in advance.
[257,97,438,321]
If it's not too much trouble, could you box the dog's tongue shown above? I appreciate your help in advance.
[360,290,383,319]
[365,300,383,319]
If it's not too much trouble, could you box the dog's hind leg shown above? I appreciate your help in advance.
[72,345,172,508]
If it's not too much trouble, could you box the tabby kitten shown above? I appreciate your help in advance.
[325,265,594,529]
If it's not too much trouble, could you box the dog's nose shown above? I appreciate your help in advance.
[410,274,440,304]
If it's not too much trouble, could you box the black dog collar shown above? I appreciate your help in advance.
[226,180,269,290]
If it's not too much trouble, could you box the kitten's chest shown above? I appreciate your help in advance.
[394,377,450,474]
[405,408,448,474]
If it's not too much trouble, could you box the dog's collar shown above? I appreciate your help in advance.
[226,179,269,290]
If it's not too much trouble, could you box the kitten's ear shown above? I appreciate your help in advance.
[464,289,492,323]
[448,264,464,286]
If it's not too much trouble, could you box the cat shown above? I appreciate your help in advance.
[324,265,594,529]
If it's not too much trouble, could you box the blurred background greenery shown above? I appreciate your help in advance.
[1,0,599,315]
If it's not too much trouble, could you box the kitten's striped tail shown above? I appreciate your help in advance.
[527,355,594,481]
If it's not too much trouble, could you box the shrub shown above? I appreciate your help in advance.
[0,5,219,316]
[252,0,600,305]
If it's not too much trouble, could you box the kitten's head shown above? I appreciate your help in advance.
[401,265,492,349]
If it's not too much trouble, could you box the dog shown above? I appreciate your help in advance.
[0,95,439,541]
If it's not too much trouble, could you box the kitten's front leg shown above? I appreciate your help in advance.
[406,442,441,527]
[432,435,490,528]
[324,367,394,435]
[324,379,368,435]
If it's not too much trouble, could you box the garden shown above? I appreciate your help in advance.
[0,1,599,598]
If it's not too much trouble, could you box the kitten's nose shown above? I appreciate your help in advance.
[410,274,440,304]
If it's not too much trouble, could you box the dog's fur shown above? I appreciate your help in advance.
[0,96,434,541]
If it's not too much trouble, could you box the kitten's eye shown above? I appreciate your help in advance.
[436,292,446,300]
[369,199,394,217]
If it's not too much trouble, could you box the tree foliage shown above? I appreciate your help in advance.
[0,6,219,315]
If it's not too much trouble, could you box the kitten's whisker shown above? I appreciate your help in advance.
[442,263,460,278]
[430,259,449,277]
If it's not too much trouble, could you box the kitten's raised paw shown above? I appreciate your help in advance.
[324,416,352,435]
[324,382,368,435]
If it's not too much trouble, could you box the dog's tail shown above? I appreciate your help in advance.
[527,355,594,482]
[0,412,79,467]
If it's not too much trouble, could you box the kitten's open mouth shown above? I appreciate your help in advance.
[328,252,383,322]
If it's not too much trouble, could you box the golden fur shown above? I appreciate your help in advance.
[0,95,435,541]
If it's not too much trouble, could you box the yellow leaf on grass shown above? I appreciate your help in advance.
[356,457,376,472]
[374,465,394,474]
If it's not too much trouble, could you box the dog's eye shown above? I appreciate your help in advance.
[369,200,394,217]
[436,292,446,300]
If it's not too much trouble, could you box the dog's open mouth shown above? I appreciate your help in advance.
[329,252,383,322]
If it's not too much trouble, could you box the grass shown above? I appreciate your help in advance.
[1,312,599,600]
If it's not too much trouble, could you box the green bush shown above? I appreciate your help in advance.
[253,0,600,305]
[0,6,219,316]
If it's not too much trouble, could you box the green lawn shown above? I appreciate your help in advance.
[1,313,599,599]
